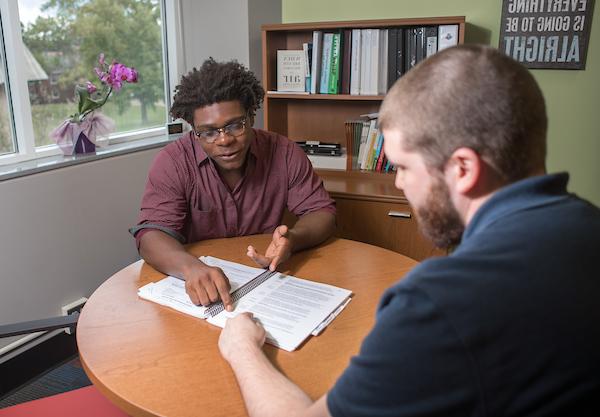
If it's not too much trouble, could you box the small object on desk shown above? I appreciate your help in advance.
[298,141,342,156]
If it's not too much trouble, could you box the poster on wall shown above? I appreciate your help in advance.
[499,0,595,69]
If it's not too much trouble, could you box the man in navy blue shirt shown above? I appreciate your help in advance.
[217,44,600,416]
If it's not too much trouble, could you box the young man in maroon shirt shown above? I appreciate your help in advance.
[130,59,336,310]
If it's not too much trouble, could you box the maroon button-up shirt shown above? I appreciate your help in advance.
[131,129,336,247]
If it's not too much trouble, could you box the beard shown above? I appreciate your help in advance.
[415,176,465,249]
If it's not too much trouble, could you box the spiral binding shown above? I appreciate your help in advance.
[204,269,277,318]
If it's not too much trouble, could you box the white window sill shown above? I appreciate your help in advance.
[0,132,178,182]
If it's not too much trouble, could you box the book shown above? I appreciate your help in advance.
[360,29,371,95]
[350,28,361,95]
[310,31,323,94]
[138,256,352,352]
[387,28,398,90]
[302,42,312,92]
[395,28,404,80]
[319,33,334,94]
[378,28,388,94]
[340,29,352,95]
[425,26,438,57]
[405,28,417,72]
[277,50,306,92]
[438,24,459,51]
[415,27,425,64]
[328,32,342,94]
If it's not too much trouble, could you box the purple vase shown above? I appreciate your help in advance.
[73,132,96,154]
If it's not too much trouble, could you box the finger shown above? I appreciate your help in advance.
[214,275,233,311]
[274,225,289,239]
[204,279,220,303]
[185,281,200,305]
[195,286,210,306]
[247,246,271,268]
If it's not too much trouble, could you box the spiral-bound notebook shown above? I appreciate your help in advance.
[138,256,352,351]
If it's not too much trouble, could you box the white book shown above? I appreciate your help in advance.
[361,29,371,95]
[277,50,305,92]
[356,120,370,166]
[350,28,361,95]
[360,118,378,169]
[310,31,323,94]
[378,28,388,95]
[138,256,352,352]
[369,29,380,96]
[319,33,334,94]
[438,24,459,51]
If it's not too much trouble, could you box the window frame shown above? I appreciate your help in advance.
[0,0,182,167]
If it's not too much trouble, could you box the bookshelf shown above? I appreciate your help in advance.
[263,17,465,260]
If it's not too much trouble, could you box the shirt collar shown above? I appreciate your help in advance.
[462,172,570,242]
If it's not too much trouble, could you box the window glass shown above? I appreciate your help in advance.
[0,26,16,156]
[19,0,166,147]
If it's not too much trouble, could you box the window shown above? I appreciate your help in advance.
[0,0,173,164]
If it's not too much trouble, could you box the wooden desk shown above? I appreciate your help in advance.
[77,235,418,417]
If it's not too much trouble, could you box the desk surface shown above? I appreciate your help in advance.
[77,235,418,417]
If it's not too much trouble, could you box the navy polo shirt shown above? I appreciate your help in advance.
[327,173,600,417]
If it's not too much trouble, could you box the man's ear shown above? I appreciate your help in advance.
[444,147,482,196]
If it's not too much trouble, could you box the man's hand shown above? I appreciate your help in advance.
[182,262,233,311]
[247,225,293,271]
[219,313,266,363]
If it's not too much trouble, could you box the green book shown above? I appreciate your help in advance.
[328,32,341,94]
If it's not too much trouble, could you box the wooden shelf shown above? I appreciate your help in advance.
[262,17,464,260]
[266,93,384,101]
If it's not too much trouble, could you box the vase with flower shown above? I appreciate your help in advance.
[50,53,138,155]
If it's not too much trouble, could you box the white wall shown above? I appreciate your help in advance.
[179,0,282,128]
[0,149,159,350]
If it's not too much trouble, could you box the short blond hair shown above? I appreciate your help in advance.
[379,44,547,182]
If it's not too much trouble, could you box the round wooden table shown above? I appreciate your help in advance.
[77,236,418,417]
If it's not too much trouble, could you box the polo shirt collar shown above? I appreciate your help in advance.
[462,172,570,242]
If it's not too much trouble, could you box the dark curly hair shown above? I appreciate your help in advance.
[170,58,265,125]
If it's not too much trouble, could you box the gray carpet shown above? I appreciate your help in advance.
[0,356,91,409]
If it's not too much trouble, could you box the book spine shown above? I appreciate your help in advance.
[350,28,361,95]
[375,133,386,171]
[310,31,323,94]
[328,32,341,94]
[425,26,438,58]
[303,42,311,92]
[387,28,398,90]
[320,33,333,94]
[357,120,370,168]
[361,29,371,95]
[396,28,404,79]
[369,29,380,96]
[415,27,425,64]
[438,24,459,51]
[340,29,352,95]
[378,28,388,95]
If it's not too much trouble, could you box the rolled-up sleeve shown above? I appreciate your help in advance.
[130,150,189,248]
[286,142,336,217]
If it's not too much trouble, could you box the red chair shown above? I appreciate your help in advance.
[0,315,128,416]
[0,386,128,416]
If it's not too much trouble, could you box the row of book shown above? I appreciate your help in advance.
[276,25,459,95]
[345,114,393,172]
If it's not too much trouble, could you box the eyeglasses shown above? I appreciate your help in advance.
[194,118,248,143]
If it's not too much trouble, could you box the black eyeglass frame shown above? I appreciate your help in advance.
[193,117,249,143]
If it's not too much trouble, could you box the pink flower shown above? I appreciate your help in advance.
[86,81,97,93]
[98,53,105,66]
